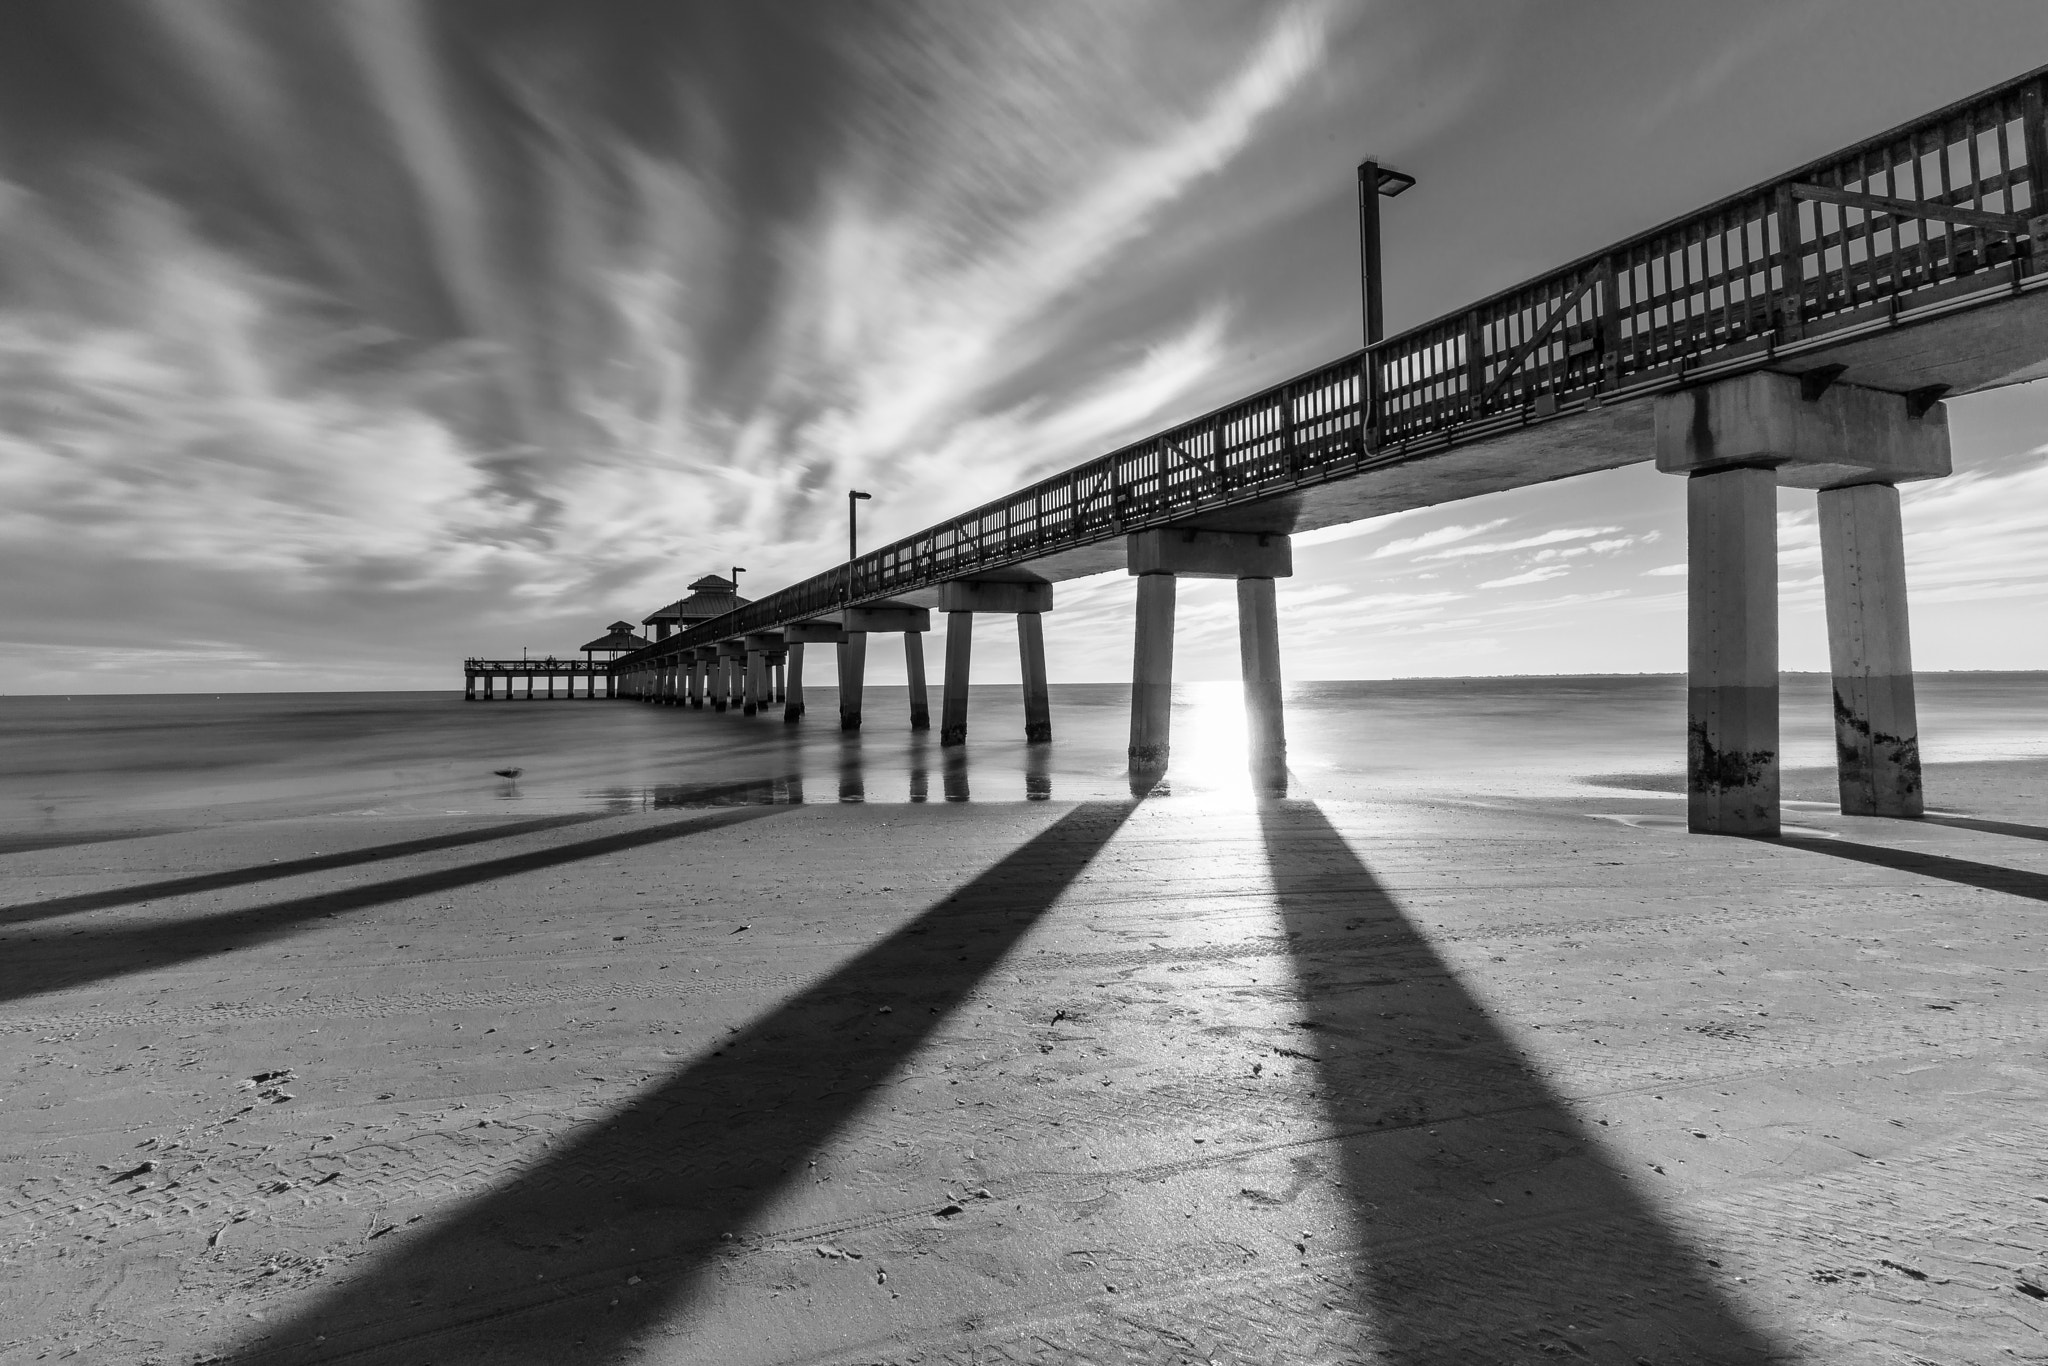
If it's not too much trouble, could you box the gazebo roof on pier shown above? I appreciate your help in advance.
[642,574,751,628]
[580,622,652,654]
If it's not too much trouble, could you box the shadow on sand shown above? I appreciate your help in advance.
[1771,831,2048,902]
[1919,812,2048,845]
[0,813,613,927]
[0,808,783,1007]
[223,800,1136,1365]
[1260,799,1778,1362]
[0,827,190,857]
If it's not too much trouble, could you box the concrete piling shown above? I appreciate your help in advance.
[1128,573,1175,775]
[1819,481,1923,817]
[1685,465,1781,836]
[784,642,805,723]
[838,632,868,731]
[940,611,973,746]
[905,633,931,730]
[1237,576,1287,794]
[1019,613,1051,743]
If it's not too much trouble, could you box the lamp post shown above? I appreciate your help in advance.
[731,566,745,601]
[847,490,871,603]
[1357,159,1416,448]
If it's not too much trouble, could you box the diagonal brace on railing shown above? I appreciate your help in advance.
[1476,259,1611,409]
[1789,182,2032,235]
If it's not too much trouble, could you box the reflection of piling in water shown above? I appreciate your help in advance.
[837,738,865,803]
[942,751,970,803]
[1024,744,1052,802]
[907,733,930,803]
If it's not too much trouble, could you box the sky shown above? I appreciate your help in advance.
[1,0,2044,693]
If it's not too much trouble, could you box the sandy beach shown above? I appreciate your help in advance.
[4,683,2048,1364]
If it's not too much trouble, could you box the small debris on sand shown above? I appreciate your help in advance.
[493,768,522,779]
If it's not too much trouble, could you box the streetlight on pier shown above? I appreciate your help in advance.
[1357,159,1416,447]
[847,490,872,604]
[731,566,746,601]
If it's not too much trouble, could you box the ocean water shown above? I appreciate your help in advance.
[2,674,2043,834]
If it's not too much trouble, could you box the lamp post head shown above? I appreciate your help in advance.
[849,489,872,501]
[1359,161,1416,197]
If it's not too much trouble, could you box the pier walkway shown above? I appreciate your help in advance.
[585,66,2048,832]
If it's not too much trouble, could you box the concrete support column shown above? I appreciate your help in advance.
[940,611,973,746]
[1819,481,1923,817]
[904,633,931,730]
[711,655,729,712]
[1657,371,1951,834]
[1018,613,1051,743]
[933,581,1047,746]
[784,642,806,723]
[1237,577,1287,793]
[742,652,761,716]
[465,674,476,701]
[484,675,494,700]
[838,632,868,731]
[1686,465,1780,835]
[1126,529,1292,789]
[691,654,709,709]
[1128,573,1176,773]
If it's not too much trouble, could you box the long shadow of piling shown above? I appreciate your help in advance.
[0,809,782,1007]
[1918,813,2048,845]
[0,827,188,857]
[0,813,612,927]
[1769,832,2048,902]
[1258,800,1776,1362]
[223,800,1135,1365]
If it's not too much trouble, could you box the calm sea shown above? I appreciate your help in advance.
[2,675,2044,834]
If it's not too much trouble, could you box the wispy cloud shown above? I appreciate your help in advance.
[1368,520,1511,559]
[1478,565,1573,589]
[1417,526,1624,561]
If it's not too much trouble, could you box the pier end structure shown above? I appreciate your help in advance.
[1656,372,1951,833]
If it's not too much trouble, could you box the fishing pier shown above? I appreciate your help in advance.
[479,66,2048,834]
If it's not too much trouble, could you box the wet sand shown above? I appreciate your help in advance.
[4,684,2048,1363]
